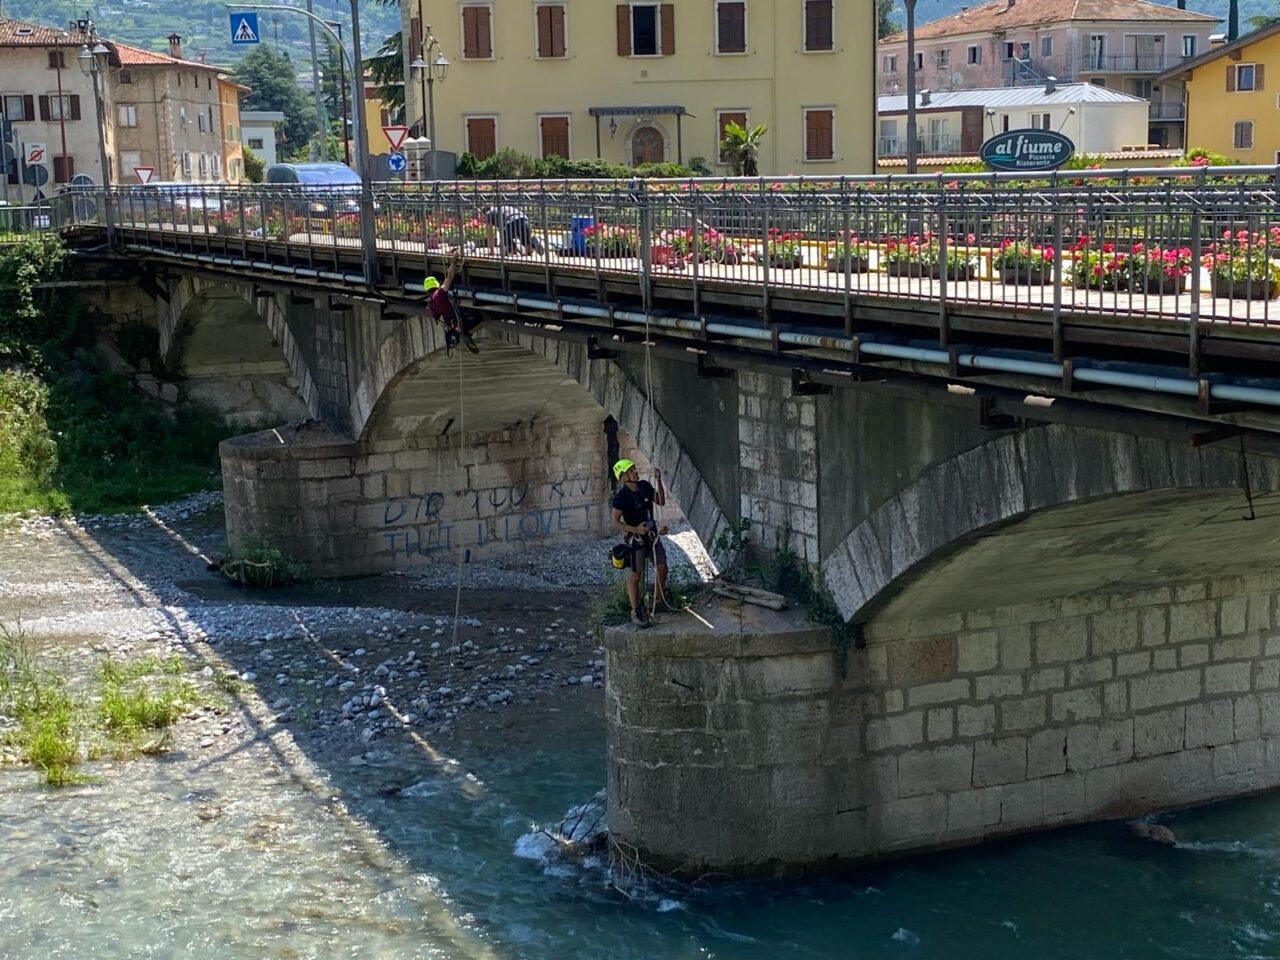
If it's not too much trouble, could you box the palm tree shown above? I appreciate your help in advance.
[719,121,768,176]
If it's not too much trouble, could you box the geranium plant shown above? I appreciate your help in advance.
[1202,227,1280,290]
[992,240,1053,271]
[763,227,805,265]
[582,223,637,257]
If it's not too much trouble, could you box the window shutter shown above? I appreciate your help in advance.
[1227,65,1236,92]
[38,95,50,121]
[53,155,73,183]
[806,110,833,160]
[719,3,746,53]
[806,0,833,51]
[537,5,552,57]
[617,5,630,56]
[23,95,33,121]
[550,5,566,57]
[476,6,492,58]
[660,4,675,56]
[69,95,81,121]
[541,116,569,158]
[467,117,496,159]
[1257,64,1266,90]
[409,15,422,60]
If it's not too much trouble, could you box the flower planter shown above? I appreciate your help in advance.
[1211,274,1279,300]
[999,266,1051,285]
[767,254,804,270]
[1134,274,1189,296]
[826,255,870,274]
[886,261,974,281]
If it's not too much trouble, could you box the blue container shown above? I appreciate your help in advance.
[570,215,594,255]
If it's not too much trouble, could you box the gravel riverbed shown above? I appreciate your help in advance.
[1,492,714,769]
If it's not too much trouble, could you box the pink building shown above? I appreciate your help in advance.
[877,0,1219,148]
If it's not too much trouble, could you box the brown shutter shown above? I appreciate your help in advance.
[550,5,566,57]
[53,155,73,183]
[805,0,833,51]
[961,108,983,153]
[69,94,81,120]
[22,94,33,121]
[541,116,569,158]
[467,117,496,159]
[409,15,422,60]
[463,7,491,59]
[718,111,747,162]
[1227,64,1236,91]
[1257,64,1265,90]
[660,4,675,56]
[537,5,552,57]
[806,109,833,160]
[38,95,50,121]
[617,5,630,56]
[718,2,745,53]
[477,6,492,58]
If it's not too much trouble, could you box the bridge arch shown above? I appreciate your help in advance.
[349,320,730,552]
[161,275,321,424]
[824,423,1280,623]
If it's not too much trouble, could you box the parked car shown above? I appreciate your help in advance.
[264,163,361,216]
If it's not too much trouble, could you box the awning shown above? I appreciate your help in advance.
[588,105,688,117]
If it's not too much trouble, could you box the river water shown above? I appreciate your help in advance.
[3,504,1280,959]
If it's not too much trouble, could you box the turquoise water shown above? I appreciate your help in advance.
[3,697,1279,959]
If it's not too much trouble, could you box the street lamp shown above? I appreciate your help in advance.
[410,26,450,180]
[78,38,115,247]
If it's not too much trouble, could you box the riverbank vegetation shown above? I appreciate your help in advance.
[0,235,237,515]
[0,621,199,785]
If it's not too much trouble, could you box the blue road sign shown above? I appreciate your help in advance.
[230,12,260,45]
[386,151,407,173]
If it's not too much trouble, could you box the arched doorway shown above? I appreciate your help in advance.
[631,126,665,165]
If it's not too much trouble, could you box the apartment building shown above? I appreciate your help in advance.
[401,0,876,175]
[1158,22,1280,164]
[219,77,250,182]
[877,0,1218,148]
[0,16,241,192]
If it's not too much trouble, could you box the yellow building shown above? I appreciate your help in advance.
[363,78,403,153]
[401,0,875,175]
[1158,23,1280,164]
[219,78,249,181]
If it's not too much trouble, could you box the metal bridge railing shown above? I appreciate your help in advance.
[54,166,1280,327]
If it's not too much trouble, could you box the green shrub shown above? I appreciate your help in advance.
[455,148,694,181]
[221,542,311,588]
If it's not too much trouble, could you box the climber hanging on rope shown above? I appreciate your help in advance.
[424,250,480,355]
[610,458,670,628]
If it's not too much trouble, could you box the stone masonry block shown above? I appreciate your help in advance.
[883,690,905,713]
[888,637,954,687]
[999,624,1032,670]
[947,786,1003,835]
[1235,695,1262,742]
[1067,719,1134,771]
[1205,662,1252,695]
[1220,597,1249,637]
[1174,584,1208,603]
[1090,609,1140,655]
[1168,601,1218,644]
[1052,688,1102,723]
[1129,669,1202,712]
[1256,659,1280,691]
[1116,652,1151,676]
[927,708,954,742]
[1034,617,1089,664]
[973,736,1027,787]
[1028,667,1066,693]
[1041,772,1089,823]
[907,679,971,709]
[1152,649,1178,671]
[999,780,1045,829]
[1140,607,1169,648]
[1068,658,1114,687]
[1213,635,1261,662]
[957,631,999,673]
[1027,729,1068,778]
[897,744,974,797]
[1183,699,1234,750]
[1103,681,1128,717]
[1000,695,1047,732]
[1134,706,1185,757]
[1180,644,1209,667]
[958,704,997,739]
[866,711,924,752]
[976,674,1024,701]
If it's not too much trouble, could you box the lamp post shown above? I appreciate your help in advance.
[409,26,449,181]
[904,0,919,174]
[348,0,378,284]
[78,37,115,247]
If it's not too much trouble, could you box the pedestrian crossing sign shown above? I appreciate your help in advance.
[230,12,260,45]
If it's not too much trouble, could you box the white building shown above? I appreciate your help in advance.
[877,81,1153,160]
[240,110,284,167]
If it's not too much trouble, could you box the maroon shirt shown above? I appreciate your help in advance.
[428,287,452,319]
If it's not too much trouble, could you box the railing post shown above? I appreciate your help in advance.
[938,211,949,349]
[691,189,701,320]
[539,186,551,296]
[1189,210,1203,377]
[1052,212,1064,360]
[634,178,652,314]
[841,178,853,336]
[761,180,772,326]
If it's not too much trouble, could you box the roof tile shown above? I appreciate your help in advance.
[0,16,79,46]
[882,0,1218,44]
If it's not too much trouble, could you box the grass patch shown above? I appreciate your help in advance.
[220,542,311,589]
[1,620,200,785]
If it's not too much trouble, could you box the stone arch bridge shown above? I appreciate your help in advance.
[82,257,1280,874]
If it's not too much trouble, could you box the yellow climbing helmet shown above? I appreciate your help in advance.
[423,276,440,291]
[612,458,635,481]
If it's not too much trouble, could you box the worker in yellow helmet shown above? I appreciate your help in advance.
[424,250,479,354]
[610,458,668,628]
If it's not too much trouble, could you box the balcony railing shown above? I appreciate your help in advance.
[877,135,962,156]
[1149,102,1186,121]
[1077,53,1192,73]
[879,137,900,156]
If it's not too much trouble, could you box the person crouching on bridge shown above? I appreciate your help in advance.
[424,250,480,354]
[610,459,669,628]
[485,205,544,256]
